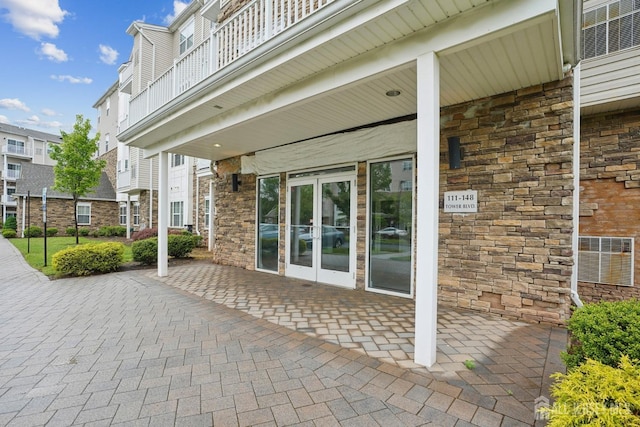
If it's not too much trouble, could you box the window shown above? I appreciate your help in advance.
[106,97,110,116]
[579,236,634,286]
[257,176,279,272]
[7,187,16,196]
[179,19,195,55]
[171,201,184,227]
[400,180,412,191]
[204,196,211,229]
[172,154,185,167]
[47,143,54,155]
[7,163,21,179]
[119,203,127,225]
[132,203,140,226]
[77,203,91,225]
[403,160,412,170]
[7,139,26,155]
[583,0,640,59]
[105,134,110,153]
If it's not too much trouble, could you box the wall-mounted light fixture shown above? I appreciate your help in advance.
[231,173,241,192]
[448,136,464,169]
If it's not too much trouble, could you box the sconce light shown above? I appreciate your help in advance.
[232,173,241,192]
[448,136,464,169]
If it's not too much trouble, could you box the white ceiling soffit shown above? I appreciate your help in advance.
[135,0,566,160]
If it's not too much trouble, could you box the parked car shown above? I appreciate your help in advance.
[375,227,408,237]
[259,223,278,239]
[299,225,345,249]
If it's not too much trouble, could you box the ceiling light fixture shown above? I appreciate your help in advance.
[386,90,401,97]
[213,143,221,148]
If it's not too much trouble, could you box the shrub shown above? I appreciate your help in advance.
[540,356,640,425]
[132,238,157,265]
[97,226,127,237]
[168,234,195,258]
[2,229,17,238]
[24,226,43,238]
[46,228,58,237]
[4,216,17,231]
[563,300,640,370]
[66,227,77,236]
[78,228,90,236]
[132,228,158,241]
[52,242,124,276]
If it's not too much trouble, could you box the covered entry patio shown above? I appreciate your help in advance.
[144,261,566,423]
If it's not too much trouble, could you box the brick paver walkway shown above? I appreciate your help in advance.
[0,238,565,426]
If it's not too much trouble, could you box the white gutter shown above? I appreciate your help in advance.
[571,62,583,308]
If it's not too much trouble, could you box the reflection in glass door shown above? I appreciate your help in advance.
[368,158,413,295]
[286,172,355,288]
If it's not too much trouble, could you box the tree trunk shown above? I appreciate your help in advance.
[74,197,79,245]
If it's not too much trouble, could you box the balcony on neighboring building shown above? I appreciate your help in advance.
[2,144,32,159]
[119,61,133,95]
[122,0,335,131]
[2,169,21,180]
[1,195,17,206]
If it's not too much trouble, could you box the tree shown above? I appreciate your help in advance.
[50,115,106,244]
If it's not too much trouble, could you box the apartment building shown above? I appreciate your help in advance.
[112,0,581,367]
[578,0,640,302]
[0,123,62,223]
[94,79,209,239]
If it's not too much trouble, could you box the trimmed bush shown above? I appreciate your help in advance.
[563,300,640,370]
[2,229,17,238]
[78,228,90,236]
[66,227,77,236]
[4,216,17,231]
[52,242,124,276]
[540,356,640,425]
[46,228,58,237]
[132,238,157,265]
[168,234,195,258]
[24,226,43,238]
[97,226,127,237]
[132,228,158,241]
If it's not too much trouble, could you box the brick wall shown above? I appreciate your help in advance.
[579,108,640,301]
[437,78,575,325]
[16,198,119,234]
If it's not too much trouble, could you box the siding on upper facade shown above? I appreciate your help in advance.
[581,47,640,108]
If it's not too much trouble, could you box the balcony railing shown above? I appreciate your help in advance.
[1,195,17,206]
[2,144,32,157]
[117,169,131,189]
[3,169,21,180]
[125,0,334,130]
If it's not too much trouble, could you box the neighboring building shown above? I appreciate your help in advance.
[577,0,640,302]
[0,123,62,223]
[13,163,117,234]
[113,0,582,367]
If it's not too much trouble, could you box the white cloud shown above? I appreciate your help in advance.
[0,115,10,124]
[163,1,189,25]
[41,108,57,116]
[51,74,92,84]
[38,42,68,62]
[0,98,30,112]
[17,115,63,129]
[0,0,68,40]
[98,44,118,65]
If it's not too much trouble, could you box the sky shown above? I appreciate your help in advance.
[0,0,190,136]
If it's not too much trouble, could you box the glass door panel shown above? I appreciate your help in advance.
[368,159,413,295]
[319,180,350,273]
[288,181,315,272]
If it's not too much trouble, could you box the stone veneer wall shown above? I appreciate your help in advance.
[579,108,640,301]
[195,173,214,246]
[137,190,158,230]
[16,199,119,234]
[437,77,575,325]
[210,78,575,324]
[98,149,118,190]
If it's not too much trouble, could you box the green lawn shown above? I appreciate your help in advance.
[10,237,133,277]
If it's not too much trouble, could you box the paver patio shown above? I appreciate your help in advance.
[0,237,566,426]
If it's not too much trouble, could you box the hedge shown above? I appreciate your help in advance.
[132,234,196,264]
[52,242,124,276]
[563,300,640,370]
[24,226,43,238]
[4,216,17,231]
[2,229,17,238]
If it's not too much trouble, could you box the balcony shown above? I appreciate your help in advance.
[123,0,335,130]
[2,144,32,158]
[117,163,143,192]
[2,169,21,180]
[1,195,17,206]
[119,61,133,94]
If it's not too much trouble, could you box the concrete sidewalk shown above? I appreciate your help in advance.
[0,237,564,426]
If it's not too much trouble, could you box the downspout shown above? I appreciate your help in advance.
[571,62,583,308]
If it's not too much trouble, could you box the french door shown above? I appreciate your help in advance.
[286,171,356,288]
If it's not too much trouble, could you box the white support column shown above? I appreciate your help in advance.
[158,151,169,277]
[126,194,131,240]
[414,51,440,367]
[208,179,215,252]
